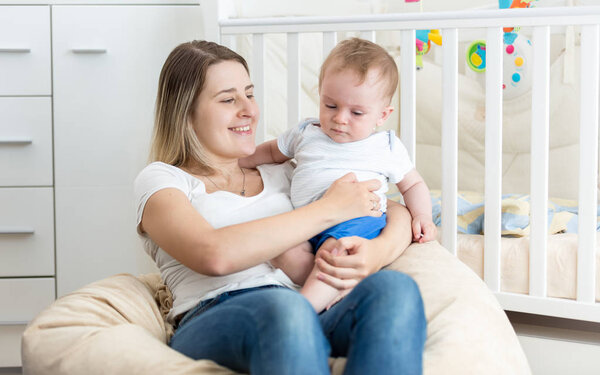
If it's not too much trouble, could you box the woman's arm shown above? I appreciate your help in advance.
[140,173,382,277]
[313,199,413,290]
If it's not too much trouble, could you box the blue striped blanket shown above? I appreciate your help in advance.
[388,190,600,237]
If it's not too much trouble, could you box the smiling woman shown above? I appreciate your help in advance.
[131,39,423,374]
[150,43,253,175]
[189,61,258,168]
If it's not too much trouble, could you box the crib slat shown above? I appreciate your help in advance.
[360,30,376,42]
[287,33,301,128]
[578,25,599,303]
[529,26,550,298]
[322,31,337,59]
[441,28,458,255]
[252,34,266,143]
[401,29,416,162]
[483,27,503,292]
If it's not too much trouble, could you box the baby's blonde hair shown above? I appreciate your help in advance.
[319,37,398,103]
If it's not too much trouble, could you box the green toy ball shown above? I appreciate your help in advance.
[466,40,486,72]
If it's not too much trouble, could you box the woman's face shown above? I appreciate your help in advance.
[190,60,259,164]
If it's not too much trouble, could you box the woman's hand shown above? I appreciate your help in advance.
[314,236,385,291]
[320,173,382,222]
[314,201,414,291]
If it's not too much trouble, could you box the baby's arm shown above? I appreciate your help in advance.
[270,241,314,286]
[239,139,289,168]
[396,169,436,242]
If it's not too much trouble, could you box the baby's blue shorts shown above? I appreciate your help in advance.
[308,214,387,253]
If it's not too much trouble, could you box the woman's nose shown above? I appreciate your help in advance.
[239,97,258,118]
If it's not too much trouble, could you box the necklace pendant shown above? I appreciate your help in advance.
[240,190,245,196]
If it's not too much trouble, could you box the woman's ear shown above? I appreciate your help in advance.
[376,106,394,128]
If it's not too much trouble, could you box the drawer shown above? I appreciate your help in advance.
[0,6,51,95]
[0,97,53,187]
[0,278,55,324]
[0,188,54,277]
[0,324,26,367]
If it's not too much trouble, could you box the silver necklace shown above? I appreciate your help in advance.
[204,166,246,196]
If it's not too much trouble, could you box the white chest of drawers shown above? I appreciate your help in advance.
[0,2,203,367]
[0,6,54,368]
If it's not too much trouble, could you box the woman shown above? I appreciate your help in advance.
[135,40,426,375]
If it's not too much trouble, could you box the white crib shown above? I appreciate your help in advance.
[202,2,600,323]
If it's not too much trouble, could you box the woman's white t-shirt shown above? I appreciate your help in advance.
[134,161,297,323]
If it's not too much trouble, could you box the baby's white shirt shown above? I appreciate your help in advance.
[277,118,414,212]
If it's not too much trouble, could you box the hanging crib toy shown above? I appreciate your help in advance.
[465,0,537,99]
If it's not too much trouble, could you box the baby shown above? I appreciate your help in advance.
[240,38,436,313]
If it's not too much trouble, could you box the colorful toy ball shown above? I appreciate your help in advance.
[502,33,531,100]
[466,40,487,72]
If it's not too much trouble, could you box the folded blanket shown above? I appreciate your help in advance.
[388,190,600,237]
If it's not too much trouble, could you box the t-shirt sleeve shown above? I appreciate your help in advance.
[134,162,189,227]
[388,131,415,184]
[277,118,316,158]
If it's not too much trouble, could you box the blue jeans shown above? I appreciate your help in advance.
[169,270,426,375]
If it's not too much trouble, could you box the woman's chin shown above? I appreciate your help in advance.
[238,145,256,159]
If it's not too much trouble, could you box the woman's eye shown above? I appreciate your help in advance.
[246,93,254,99]
[222,98,234,103]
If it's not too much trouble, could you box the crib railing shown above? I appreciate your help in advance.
[207,3,600,322]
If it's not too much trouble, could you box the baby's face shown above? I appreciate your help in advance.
[319,68,392,143]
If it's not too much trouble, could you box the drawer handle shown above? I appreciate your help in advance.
[0,226,35,235]
[0,321,29,326]
[0,48,31,53]
[71,48,107,54]
[0,139,32,145]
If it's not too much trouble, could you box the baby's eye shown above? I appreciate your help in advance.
[325,104,336,109]
[352,111,364,116]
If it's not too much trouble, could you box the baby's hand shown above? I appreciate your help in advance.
[411,215,437,243]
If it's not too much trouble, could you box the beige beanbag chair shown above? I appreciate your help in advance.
[22,241,531,374]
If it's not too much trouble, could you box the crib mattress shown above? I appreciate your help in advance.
[449,231,600,302]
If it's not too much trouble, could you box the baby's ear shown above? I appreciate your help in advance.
[376,106,394,127]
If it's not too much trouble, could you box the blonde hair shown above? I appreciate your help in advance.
[150,40,249,173]
[319,37,398,102]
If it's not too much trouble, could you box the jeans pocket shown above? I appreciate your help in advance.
[177,296,221,330]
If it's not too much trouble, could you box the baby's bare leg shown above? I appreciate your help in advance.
[300,237,348,313]
[270,241,314,286]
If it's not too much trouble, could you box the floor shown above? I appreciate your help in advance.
[508,311,600,375]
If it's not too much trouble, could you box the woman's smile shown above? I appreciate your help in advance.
[229,125,252,134]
